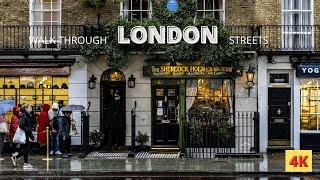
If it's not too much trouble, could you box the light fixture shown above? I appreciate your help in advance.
[170,56,177,66]
[88,75,97,89]
[245,65,256,97]
[267,54,276,64]
[128,75,136,89]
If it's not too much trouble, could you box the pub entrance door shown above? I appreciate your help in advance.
[152,79,180,147]
[100,69,126,147]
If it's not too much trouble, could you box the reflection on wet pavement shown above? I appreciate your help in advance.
[0,153,319,179]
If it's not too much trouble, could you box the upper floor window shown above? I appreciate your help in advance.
[196,0,225,22]
[120,0,152,21]
[29,0,62,48]
[282,0,313,50]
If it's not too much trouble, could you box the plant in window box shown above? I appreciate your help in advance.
[135,131,150,152]
[89,130,104,149]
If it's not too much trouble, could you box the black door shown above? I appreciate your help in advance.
[101,81,126,147]
[268,88,291,144]
[152,84,179,146]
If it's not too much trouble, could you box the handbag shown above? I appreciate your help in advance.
[69,119,78,136]
[13,127,26,144]
[0,122,8,133]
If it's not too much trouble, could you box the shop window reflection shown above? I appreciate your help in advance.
[300,79,320,130]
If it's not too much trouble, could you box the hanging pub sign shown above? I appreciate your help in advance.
[143,65,235,78]
[296,65,320,77]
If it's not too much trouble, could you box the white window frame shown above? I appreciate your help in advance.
[120,0,152,21]
[196,0,225,22]
[281,0,314,50]
[29,0,62,49]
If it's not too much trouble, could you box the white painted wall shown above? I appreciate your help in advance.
[258,55,300,152]
[68,56,88,145]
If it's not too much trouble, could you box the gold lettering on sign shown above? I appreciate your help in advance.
[149,65,233,77]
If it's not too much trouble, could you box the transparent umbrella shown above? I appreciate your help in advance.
[0,100,15,114]
[61,104,85,112]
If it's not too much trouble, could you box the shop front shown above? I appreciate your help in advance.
[143,62,237,148]
[297,64,320,150]
[0,57,87,146]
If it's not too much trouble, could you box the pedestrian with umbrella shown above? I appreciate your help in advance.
[0,107,9,161]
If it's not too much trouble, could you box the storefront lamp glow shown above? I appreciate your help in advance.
[88,75,97,89]
[245,65,255,97]
[128,75,136,89]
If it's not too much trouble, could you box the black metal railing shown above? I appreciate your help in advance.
[184,111,259,158]
[0,25,319,52]
[227,25,320,52]
[258,25,320,51]
[0,25,84,50]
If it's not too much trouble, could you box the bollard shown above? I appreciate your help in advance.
[42,127,52,161]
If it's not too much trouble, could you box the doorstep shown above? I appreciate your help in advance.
[267,146,294,152]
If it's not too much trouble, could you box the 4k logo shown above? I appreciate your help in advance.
[285,150,312,172]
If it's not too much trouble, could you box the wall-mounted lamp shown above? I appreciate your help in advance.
[245,65,256,97]
[88,75,97,89]
[267,54,276,64]
[128,75,136,89]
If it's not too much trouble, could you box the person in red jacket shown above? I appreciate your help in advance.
[9,106,20,156]
[37,104,50,147]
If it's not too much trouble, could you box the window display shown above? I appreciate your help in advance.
[0,76,69,121]
[300,79,320,131]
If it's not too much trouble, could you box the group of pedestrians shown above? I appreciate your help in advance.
[0,102,74,170]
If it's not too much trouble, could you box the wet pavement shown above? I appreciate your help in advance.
[0,153,319,178]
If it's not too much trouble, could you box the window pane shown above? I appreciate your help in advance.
[32,12,42,23]
[142,0,149,10]
[302,0,311,10]
[300,79,320,131]
[132,0,140,10]
[206,0,214,10]
[32,1,41,10]
[197,0,204,10]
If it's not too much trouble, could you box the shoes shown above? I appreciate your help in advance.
[11,156,17,167]
[55,151,62,155]
[62,154,69,158]
[0,157,4,161]
[49,151,54,155]
[23,163,33,169]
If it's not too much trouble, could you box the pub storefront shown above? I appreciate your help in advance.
[143,62,236,148]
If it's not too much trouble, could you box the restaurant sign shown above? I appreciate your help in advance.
[143,65,234,78]
[296,65,320,77]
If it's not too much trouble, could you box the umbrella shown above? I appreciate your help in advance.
[61,104,85,112]
[0,100,15,114]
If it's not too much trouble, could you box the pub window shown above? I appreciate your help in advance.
[30,0,62,48]
[0,76,68,121]
[196,0,225,21]
[120,0,152,21]
[282,0,313,50]
[186,79,233,116]
[300,78,320,131]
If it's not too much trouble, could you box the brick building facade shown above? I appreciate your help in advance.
[0,0,320,154]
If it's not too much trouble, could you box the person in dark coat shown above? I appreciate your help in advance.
[11,105,35,169]
[58,110,71,158]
